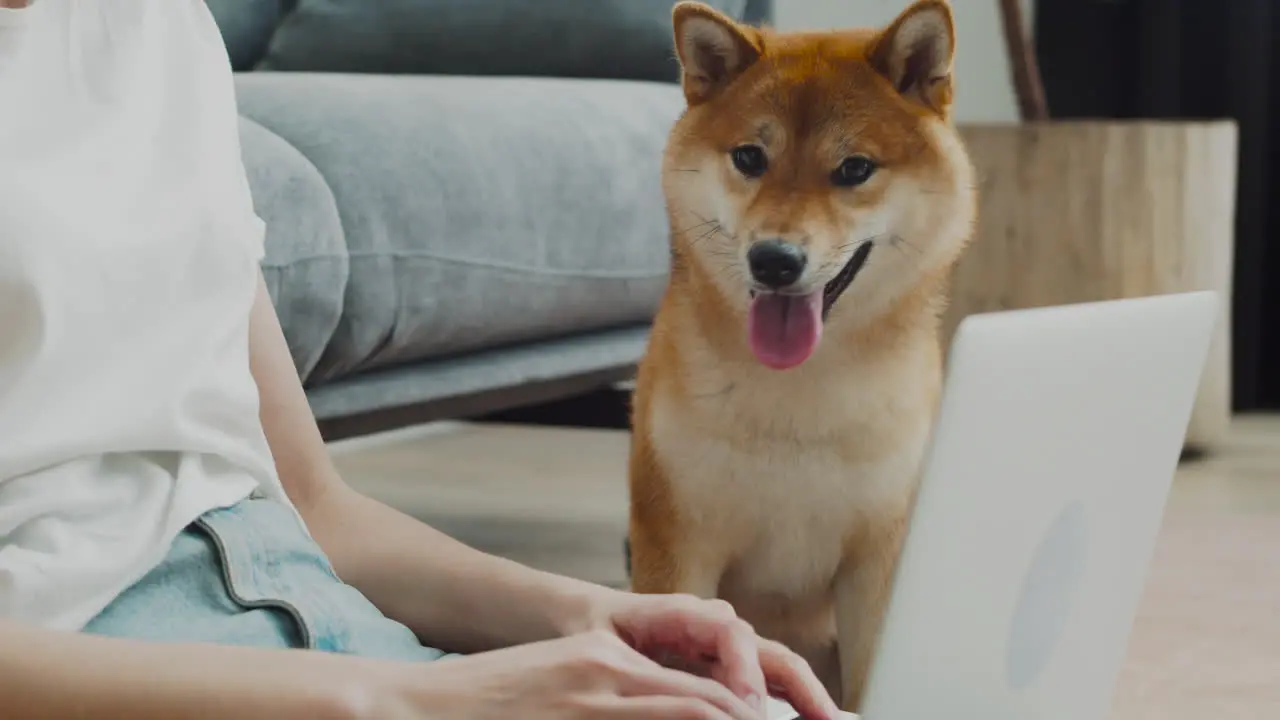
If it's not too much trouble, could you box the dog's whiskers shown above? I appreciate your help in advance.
[673,217,719,238]
[693,225,722,247]
[888,234,923,257]
[835,233,886,255]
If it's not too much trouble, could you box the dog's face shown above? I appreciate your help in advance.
[663,0,975,370]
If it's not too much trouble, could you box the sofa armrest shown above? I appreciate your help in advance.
[203,0,283,71]
[743,0,774,25]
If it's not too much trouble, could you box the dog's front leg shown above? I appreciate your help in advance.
[833,517,908,713]
[628,443,726,599]
[628,528,726,599]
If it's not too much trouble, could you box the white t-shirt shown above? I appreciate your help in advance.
[0,0,292,630]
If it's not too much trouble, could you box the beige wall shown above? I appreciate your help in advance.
[772,0,1032,123]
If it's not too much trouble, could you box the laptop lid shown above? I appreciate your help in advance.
[859,292,1218,719]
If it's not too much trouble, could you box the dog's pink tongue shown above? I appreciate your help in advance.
[747,291,823,370]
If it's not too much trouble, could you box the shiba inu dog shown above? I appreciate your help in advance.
[627,0,976,710]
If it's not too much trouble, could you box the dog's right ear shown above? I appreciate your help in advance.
[672,2,761,105]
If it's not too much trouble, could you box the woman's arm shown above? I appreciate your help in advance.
[248,273,614,653]
[0,619,363,719]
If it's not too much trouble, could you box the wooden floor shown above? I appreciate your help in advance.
[331,415,1280,720]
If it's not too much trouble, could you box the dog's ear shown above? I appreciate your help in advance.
[869,0,956,114]
[672,1,762,105]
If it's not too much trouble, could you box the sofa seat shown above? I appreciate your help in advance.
[235,72,683,387]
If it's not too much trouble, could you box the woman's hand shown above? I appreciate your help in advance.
[378,630,765,719]
[0,615,760,720]
[580,590,841,720]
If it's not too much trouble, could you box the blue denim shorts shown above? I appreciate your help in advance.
[84,496,448,663]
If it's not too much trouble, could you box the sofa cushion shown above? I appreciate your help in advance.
[204,0,285,71]
[236,115,349,383]
[307,326,651,422]
[256,0,747,82]
[234,73,680,383]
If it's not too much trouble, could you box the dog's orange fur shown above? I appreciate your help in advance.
[628,1,976,711]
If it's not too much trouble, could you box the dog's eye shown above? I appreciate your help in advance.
[730,145,768,178]
[832,156,877,187]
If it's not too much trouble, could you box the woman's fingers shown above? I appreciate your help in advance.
[606,593,838,718]
[757,639,841,720]
[629,596,768,704]
[707,607,770,704]
[617,652,762,720]
[591,694,738,720]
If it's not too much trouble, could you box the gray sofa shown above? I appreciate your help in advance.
[207,0,774,438]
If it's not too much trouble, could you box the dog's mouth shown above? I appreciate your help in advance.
[745,242,874,371]
[821,241,874,319]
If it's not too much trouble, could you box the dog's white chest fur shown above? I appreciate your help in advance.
[648,343,934,600]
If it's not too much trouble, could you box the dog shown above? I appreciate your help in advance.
[626,0,976,711]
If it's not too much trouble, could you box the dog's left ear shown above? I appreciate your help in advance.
[869,0,956,114]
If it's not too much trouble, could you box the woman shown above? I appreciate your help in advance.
[0,0,839,718]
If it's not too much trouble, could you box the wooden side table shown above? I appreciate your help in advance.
[946,121,1239,451]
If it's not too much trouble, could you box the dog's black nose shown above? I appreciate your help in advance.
[748,239,806,289]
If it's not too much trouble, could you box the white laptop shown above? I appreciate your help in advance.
[768,291,1219,720]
